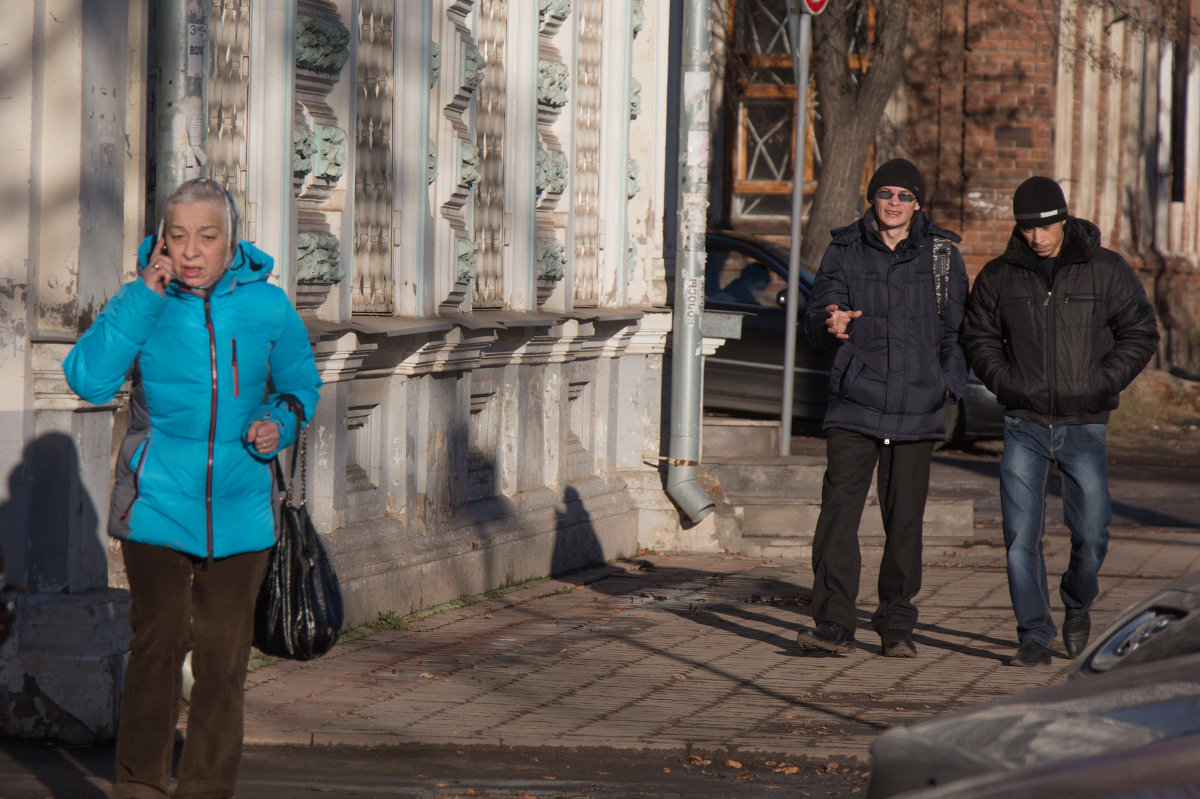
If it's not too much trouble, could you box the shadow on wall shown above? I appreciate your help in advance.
[0,432,104,594]
[551,486,604,577]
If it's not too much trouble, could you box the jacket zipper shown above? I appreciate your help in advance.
[231,338,239,397]
[1046,288,1056,419]
[204,295,218,564]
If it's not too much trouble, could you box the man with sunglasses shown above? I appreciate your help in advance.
[796,158,968,658]
[963,177,1158,666]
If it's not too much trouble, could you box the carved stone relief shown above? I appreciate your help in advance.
[297,231,344,283]
[353,0,395,314]
[536,238,566,281]
[537,60,571,110]
[455,236,479,283]
[473,0,507,309]
[208,0,251,235]
[570,0,603,306]
[296,13,351,74]
[535,147,568,199]
[295,1,352,294]
[459,140,481,189]
[439,3,487,309]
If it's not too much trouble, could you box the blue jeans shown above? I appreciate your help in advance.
[1001,417,1111,648]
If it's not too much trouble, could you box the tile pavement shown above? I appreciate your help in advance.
[237,527,1200,765]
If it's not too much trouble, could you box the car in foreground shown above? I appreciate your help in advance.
[866,650,1200,799]
[1068,569,1200,678]
[703,230,1003,443]
[885,731,1200,799]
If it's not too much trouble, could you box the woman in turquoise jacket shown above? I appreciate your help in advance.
[64,179,321,799]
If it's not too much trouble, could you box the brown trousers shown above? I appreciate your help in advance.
[114,540,269,799]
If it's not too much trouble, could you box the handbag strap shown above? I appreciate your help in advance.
[272,427,308,508]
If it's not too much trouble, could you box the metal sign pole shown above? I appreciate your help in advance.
[780,5,812,456]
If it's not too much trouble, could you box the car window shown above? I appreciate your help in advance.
[707,250,777,307]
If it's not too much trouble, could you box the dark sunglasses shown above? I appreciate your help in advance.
[875,189,917,204]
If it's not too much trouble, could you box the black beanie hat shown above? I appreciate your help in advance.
[1013,177,1068,228]
[867,158,926,208]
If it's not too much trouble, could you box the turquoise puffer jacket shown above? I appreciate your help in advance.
[64,238,322,560]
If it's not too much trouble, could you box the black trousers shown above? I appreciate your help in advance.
[114,540,270,799]
[809,428,934,638]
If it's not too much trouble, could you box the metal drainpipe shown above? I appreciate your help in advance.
[665,0,716,523]
[156,0,211,204]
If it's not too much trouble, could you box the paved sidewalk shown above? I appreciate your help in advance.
[237,527,1200,765]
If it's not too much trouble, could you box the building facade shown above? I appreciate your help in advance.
[0,0,712,742]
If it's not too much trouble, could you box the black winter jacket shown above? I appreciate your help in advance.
[962,218,1159,426]
[804,209,968,442]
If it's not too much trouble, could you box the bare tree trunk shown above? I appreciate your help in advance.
[799,0,910,270]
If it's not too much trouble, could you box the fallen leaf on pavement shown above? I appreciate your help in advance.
[726,759,742,769]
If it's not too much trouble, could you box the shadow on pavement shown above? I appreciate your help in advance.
[0,737,113,798]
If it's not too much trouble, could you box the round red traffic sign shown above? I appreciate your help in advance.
[802,0,828,12]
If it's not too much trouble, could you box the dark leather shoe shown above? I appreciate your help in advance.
[1005,641,1052,666]
[1063,611,1091,658]
[881,631,917,658]
[796,621,855,654]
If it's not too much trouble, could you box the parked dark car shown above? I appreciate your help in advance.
[866,650,1200,799]
[703,230,1003,443]
[881,731,1200,799]
[1068,569,1200,678]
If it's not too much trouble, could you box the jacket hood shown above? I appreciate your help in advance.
[829,209,961,253]
[136,235,276,289]
[1003,217,1101,270]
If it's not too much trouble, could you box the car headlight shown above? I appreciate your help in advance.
[1088,609,1184,672]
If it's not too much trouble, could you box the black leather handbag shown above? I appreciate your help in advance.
[253,429,343,660]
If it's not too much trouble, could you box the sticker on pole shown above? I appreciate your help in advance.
[802,0,828,13]
[187,24,208,77]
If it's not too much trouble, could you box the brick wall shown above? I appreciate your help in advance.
[906,1,1058,277]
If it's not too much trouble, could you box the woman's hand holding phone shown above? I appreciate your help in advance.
[142,221,175,295]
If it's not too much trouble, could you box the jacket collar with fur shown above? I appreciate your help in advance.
[829,209,962,256]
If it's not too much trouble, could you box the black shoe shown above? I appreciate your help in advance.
[1063,611,1091,658]
[796,621,855,654]
[881,631,917,658]
[1005,641,1052,666]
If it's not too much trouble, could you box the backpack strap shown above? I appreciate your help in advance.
[932,237,952,321]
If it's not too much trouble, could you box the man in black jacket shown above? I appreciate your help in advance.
[963,177,1159,666]
[795,159,968,658]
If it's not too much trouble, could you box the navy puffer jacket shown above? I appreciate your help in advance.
[804,209,968,442]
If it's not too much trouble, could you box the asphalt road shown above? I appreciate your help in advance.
[0,738,870,798]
